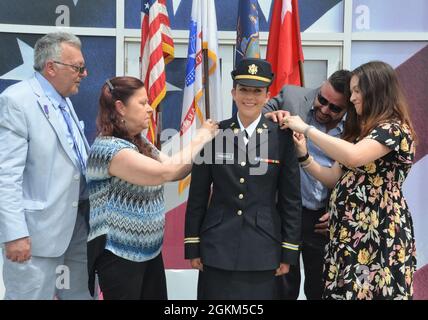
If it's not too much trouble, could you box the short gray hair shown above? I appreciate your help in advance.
[33,32,82,72]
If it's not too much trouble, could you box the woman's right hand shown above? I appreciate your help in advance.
[190,258,203,271]
[293,132,308,157]
[195,119,219,144]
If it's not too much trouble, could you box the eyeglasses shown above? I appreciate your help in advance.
[53,61,86,74]
[317,92,343,114]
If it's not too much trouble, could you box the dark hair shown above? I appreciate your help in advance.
[328,69,352,97]
[326,70,358,141]
[324,69,358,140]
[96,76,157,158]
[343,61,416,142]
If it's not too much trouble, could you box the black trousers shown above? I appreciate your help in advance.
[95,250,167,300]
[198,265,282,300]
[280,207,328,300]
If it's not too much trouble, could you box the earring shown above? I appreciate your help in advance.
[120,118,126,124]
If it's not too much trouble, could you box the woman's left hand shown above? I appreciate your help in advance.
[292,132,308,157]
[282,115,308,133]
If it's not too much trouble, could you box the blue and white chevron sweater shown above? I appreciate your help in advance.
[86,136,165,262]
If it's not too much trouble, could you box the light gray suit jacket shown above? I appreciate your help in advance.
[264,85,318,122]
[0,75,90,257]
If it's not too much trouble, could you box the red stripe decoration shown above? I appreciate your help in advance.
[140,0,174,143]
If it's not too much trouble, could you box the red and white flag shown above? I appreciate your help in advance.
[266,0,304,97]
[140,0,174,143]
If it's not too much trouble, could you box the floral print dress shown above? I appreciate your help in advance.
[323,122,417,300]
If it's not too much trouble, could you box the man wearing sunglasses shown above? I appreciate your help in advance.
[0,32,91,299]
[263,70,351,300]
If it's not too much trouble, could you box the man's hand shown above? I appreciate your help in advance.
[5,237,31,263]
[265,110,290,126]
[190,258,203,271]
[275,263,290,276]
[314,212,330,237]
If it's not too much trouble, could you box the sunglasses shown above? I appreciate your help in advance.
[317,92,343,114]
[53,61,86,74]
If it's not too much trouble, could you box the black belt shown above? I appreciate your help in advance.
[302,206,326,214]
[79,199,88,205]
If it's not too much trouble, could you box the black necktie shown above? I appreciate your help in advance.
[244,129,249,140]
[244,130,249,161]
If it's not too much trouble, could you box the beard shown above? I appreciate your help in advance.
[314,107,333,124]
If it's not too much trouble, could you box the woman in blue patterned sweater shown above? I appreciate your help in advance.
[86,76,218,299]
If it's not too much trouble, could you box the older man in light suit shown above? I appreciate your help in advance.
[0,32,91,299]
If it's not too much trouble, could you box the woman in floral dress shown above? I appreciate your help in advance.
[282,61,417,299]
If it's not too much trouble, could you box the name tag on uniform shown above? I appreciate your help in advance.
[216,152,233,161]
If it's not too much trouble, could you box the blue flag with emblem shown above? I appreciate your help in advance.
[233,0,260,114]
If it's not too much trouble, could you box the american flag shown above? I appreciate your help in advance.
[140,0,174,144]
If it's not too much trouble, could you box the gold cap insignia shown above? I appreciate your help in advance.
[248,64,258,75]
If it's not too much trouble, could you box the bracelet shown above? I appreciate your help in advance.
[300,155,314,169]
[297,152,310,163]
[299,155,312,166]
[304,125,315,137]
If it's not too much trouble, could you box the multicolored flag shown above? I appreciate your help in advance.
[266,0,304,97]
[233,0,260,113]
[140,0,174,144]
[178,0,223,193]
